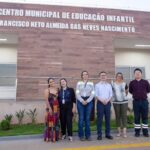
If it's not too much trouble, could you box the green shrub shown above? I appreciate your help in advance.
[16,109,25,125]
[127,114,134,124]
[1,119,10,130]
[26,108,37,124]
[4,114,13,123]
[127,107,134,124]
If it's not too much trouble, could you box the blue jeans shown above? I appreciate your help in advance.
[77,101,93,138]
[97,101,111,137]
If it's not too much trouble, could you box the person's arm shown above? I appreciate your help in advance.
[44,89,52,114]
[107,84,113,103]
[146,80,150,93]
[71,88,76,113]
[95,84,103,103]
[57,89,62,105]
[76,82,84,103]
[129,81,133,94]
[95,84,98,99]
[86,82,95,103]
[125,83,129,95]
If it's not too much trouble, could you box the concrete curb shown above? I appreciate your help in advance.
[0,134,43,141]
[0,128,136,141]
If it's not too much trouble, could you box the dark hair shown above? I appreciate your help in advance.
[99,71,107,76]
[47,78,54,88]
[116,72,123,80]
[59,78,68,89]
[134,68,142,74]
[46,107,49,112]
[81,71,88,79]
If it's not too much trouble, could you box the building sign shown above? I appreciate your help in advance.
[0,8,135,33]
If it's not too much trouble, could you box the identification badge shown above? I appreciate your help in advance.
[62,99,65,104]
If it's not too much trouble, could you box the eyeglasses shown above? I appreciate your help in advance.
[100,74,106,76]
[83,73,88,75]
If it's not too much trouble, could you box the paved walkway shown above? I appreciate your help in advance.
[0,131,150,150]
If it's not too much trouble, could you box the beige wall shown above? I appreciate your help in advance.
[0,100,45,124]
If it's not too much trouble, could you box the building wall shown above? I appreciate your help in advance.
[0,100,45,124]
[0,2,150,123]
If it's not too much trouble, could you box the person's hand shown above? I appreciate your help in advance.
[49,108,52,114]
[103,101,108,105]
[82,101,87,105]
[72,106,76,114]
[101,100,107,105]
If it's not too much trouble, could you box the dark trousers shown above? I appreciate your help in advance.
[60,103,73,136]
[133,100,149,135]
[97,101,111,137]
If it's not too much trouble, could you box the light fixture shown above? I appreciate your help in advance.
[0,38,7,41]
[135,44,150,47]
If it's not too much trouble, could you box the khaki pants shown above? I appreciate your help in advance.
[113,103,128,128]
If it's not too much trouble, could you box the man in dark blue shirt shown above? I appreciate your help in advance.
[129,68,150,137]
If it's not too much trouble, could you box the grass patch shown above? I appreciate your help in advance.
[0,124,44,137]
[0,120,149,137]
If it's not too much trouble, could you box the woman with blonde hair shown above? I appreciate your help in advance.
[112,72,128,138]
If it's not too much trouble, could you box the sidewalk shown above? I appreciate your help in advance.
[0,128,135,141]
[0,129,150,150]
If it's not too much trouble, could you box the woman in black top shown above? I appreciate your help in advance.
[58,78,76,141]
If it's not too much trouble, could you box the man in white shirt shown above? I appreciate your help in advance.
[95,71,113,140]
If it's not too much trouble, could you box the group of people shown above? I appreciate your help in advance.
[44,68,150,142]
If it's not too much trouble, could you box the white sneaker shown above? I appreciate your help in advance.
[62,135,66,140]
[68,136,73,142]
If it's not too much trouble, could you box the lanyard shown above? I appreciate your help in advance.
[62,89,65,104]
[84,81,88,89]
[62,89,65,100]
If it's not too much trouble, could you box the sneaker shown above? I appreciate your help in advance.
[123,133,127,138]
[68,136,73,141]
[62,135,66,140]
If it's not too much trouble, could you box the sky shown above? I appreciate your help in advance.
[0,0,150,12]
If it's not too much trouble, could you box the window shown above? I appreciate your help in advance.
[0,34,17,100]
[0,64,16,86]
[116,66,145,84]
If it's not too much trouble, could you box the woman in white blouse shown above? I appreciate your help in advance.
[76,71,95,141]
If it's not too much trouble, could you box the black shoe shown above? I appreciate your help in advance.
[86,137,92,141]
[106,135,113,140]
[80,137,85,141]
[135,133,140,137]
[143,134,149,137]
[97,136,102,140]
